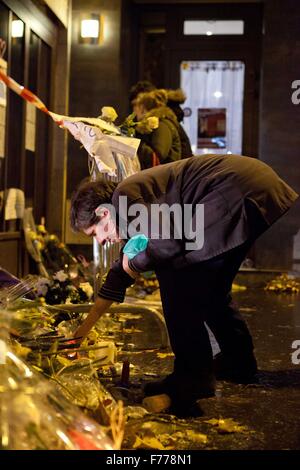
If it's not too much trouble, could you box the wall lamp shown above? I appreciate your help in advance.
[80,14,103,44]
[12,20,24,38]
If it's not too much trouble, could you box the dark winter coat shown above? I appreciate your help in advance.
[166,88,193,158]
[136,106,181,169]
[98,154,298,302]
[177,125,193,159]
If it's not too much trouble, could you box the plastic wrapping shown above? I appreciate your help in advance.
[0,309,117,450]
[57,358,116,413]
[0,346,116,450]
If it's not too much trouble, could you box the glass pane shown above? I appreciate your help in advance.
[180,61,245,155]
[183,20,244,36]
[6,14,25,188]
[25,31,39,208]
[33,39,51,223]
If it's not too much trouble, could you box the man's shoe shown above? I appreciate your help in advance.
[143,376,173,397]
[143,372,216,402]
[168,400,204,418]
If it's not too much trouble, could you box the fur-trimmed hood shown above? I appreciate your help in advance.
[166,88,186,104]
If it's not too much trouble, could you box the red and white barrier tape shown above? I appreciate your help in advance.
[0,67,63,125]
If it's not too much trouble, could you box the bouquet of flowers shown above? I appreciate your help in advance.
[119,112,159,137]
[36,271,93,305]
[98,106,159,136]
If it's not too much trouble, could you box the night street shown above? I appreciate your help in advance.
[119,280,300,450]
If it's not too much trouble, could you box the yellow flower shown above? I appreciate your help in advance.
[27,230,38,241]
[100,106,118,122]
[79,282,94,300]
[136,116,160,134]
[146,116,159,129]
[37,224,47,234]
[34,240,43,251]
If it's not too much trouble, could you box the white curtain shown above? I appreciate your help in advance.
[180,61,245,155]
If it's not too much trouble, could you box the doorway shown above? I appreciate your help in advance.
[132,1,263,158]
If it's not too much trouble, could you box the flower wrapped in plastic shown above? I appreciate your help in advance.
[0,332,119,450]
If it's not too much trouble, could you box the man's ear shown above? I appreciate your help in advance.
[95,205,109,218]
[95,205,104,217]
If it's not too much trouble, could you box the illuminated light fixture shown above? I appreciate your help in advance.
[12,20,24,38]
[79,14,103,44]
[184,20,244,36]
[81,19,99,38]
[227,151,232,154]
[214,91,223,98]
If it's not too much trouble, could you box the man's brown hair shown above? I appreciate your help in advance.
[70,178,118,232]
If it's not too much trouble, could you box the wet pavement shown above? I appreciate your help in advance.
[115,284,300,450]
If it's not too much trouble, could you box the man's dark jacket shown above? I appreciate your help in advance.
[99,154,298,302]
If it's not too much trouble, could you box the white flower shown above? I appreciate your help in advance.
[79,282,94,300]
[147,116,159,129]
[36,277,51,296]
[100,106,118,123]
[53,270,68,282]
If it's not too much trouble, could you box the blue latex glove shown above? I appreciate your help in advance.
[123,234,149,260]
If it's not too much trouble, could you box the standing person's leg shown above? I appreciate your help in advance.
[157,264,215,378]
[204,241,257,381]
[205,200,270,380]
[152,262,216,413]
[148,242,256,400]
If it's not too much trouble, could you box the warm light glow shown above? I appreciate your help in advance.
[81,19,99,38]
[214,91,223,98]
[6,350,33,377]
[56,430,75,449]
[12,20,24,38]
[184,20,244,36]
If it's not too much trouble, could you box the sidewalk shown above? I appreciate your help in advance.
[118,285,300,450]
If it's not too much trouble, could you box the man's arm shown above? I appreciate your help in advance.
[126,238,183,273]
[73,297,113,341]
[74,257,136,342]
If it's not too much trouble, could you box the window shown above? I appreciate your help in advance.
[181,61,245,155]
[183,20,244,36]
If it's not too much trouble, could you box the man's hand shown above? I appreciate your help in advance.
[73,297,113,343]
[122,254,139,279]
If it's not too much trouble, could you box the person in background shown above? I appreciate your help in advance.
[129,81,193,159]
[70,154,298,417]
[134,89,181,169]
[164,88,193,158]
[129,80,156,105]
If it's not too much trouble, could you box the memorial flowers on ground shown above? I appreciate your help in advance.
[36,271,93,305]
